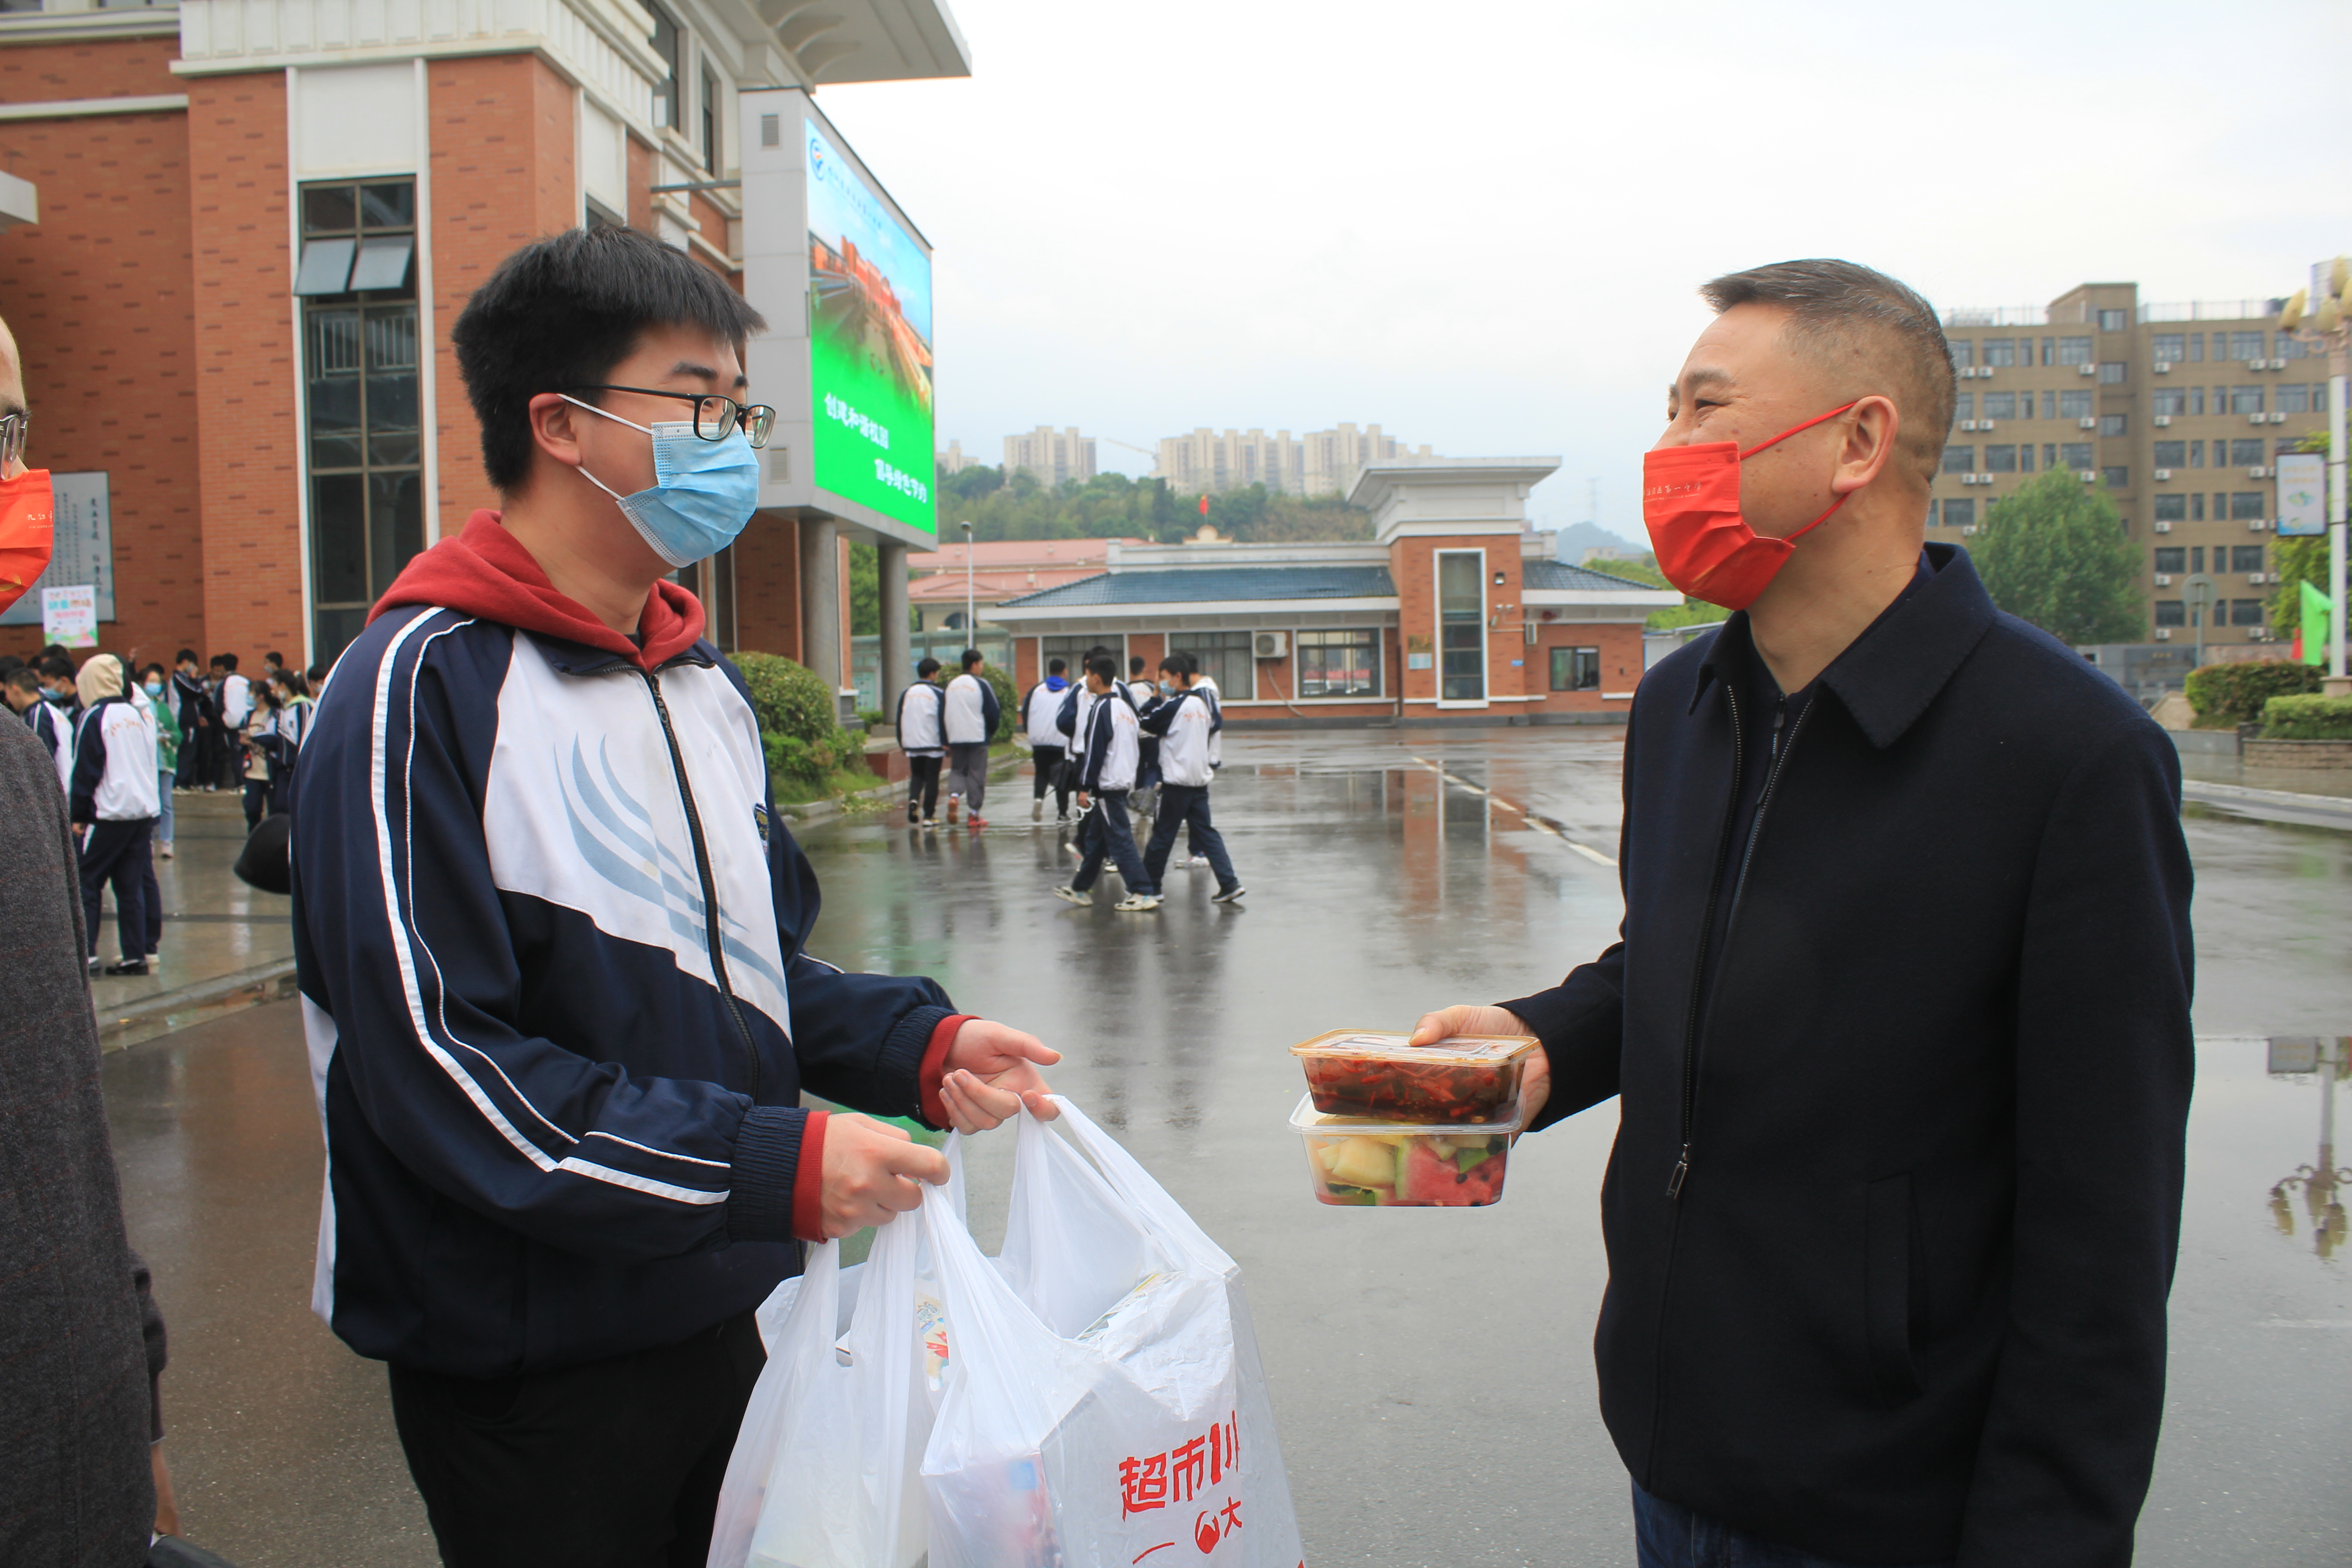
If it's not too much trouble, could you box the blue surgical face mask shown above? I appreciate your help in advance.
[143,681,163,697]
[562,395,761,568]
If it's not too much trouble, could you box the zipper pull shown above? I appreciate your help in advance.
[1666,1146,1690,1200]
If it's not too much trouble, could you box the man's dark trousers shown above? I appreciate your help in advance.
[387,1310,764,1568]
[77,818,152,961]
[1633,1481,1950,1568]
[906,755,941,821]
[1071,791,1150,894]
[1030,745,1068,815]
[1142,783,1235,892]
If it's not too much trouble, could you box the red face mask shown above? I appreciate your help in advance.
[1641,402,1857,611]
[0,467,53,616]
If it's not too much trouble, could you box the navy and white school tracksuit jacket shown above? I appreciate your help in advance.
[294,588,956,1378]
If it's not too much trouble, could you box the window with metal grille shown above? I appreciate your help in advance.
[2056,337,2093,365]
[1549,646,1600,692]
[2230,599,2266,627]
[1981,391,2016,420]
[1296,629,1380,697]
[1942,445,1973,475]
[1984,445,2018,472]
[2231,545,2265,573]
[1168,631,1255,702]
[2230,492,2266,520]
[2154,442,2186,468]
[1437,552,1485,702]
[2155,546,2187,572]
[2155,600,2186,627]
[2230,439,2266,466]
[2060,443,2093,469]
[1982,338,2018,367]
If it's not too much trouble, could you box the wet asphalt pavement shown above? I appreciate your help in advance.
[107,727,2352,1566]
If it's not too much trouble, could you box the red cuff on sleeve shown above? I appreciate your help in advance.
[919,1014,975,1130]
[790,1109,830,1243]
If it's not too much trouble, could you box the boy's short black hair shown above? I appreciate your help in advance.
[140,663,166,682]
[452,225,768,493]
[917,657,941,678]
[38,654,73,681]
[175,647,198,666]
[960,648,983,670]
[218,652,239,671]
[1128,656,1145,675]
[1088,655,1119,685]
[1047,657,1066,675]
[266,651,285,665]
[5,665,38,692]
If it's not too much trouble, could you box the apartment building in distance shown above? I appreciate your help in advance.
[1003,425,1097,487]
[1156,422,1434,498]
[1930,282,2327,650]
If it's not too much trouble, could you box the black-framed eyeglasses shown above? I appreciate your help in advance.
[567,386,775,449]
[0,412,26,471]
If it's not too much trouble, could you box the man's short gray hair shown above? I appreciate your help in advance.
[1700,259,1954,486]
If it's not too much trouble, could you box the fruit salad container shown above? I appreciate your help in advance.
[1289,1093,1524,1208]
[1289,1029,1539,1123]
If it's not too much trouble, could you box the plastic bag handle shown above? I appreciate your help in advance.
[1044,1096,1235,1274]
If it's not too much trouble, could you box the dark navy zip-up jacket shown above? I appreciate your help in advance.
[1502,544,2193,1567]
[292,515,957,1378]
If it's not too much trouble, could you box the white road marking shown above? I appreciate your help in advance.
[1408,756,1619,867]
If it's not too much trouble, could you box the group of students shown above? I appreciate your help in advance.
[897,645,1242,911]
[0,643,316,974]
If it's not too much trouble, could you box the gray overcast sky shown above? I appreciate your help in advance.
[819,0,2350,538]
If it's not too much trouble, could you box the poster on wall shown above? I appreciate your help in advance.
[0,470,112,626]
[41,584,96,647]
[803,113,936,536]
[2275,452,2325,537]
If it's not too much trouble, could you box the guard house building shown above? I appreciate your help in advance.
[990,459,1680,728]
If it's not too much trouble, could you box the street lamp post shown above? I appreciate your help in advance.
[960,520,975,638]
[2184,573,2215,668]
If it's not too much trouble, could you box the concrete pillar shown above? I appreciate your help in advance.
[878,539,911,716]
[799,515,841,712]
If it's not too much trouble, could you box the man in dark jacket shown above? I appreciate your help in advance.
[1416,259,2193,1568]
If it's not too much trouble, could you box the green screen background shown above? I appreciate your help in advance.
[810,325,935,535]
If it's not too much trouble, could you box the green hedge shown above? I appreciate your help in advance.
[2260,693,2352,740]
[732,651,862,784]
[982,663,1018,742]
[2183,660,2322,728]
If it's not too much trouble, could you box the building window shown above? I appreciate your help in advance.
[2155,546,2186,573]
[2039,337,2057,365]
[1550,646,1600,692]
[2230,386,2265,415]
[2154,495,2187,523]
[2189,439,2205,467]
[700,66,720,173]
[1927,500,1940,527]
[2318,384,2332,412]
[2281,336,2310,361]
[1437,551,1485,702]
[2226,491,2265,520]
[2153,388,2187,417]
[2059,389,2092,420]
[2060,442,2093,470]
[2098,413,2127,437]
[2227,331,2266,361]
[2155,600,2186,627]
[1949,339,1973,368]
[2152,333,2187,363]
[1170,630,1254,702]
[2191,492,2206,521]
[1297,628,1380,697]
[1942,498,1975,529]
[2229,438,2266,466]
[2153,441,2186,468]
[2042,443,2059,470]
[2039,390,2057,420]
[2097,308,2127,332]
[1981,391,2016,420]
[2229,598,2265,627]
[2188,333,2205,362]
[2190,386,2206,415]
[299,179,421,665]
[650,5,682,128]
[2102,466,2130,489]
[1942,445,1974,475]
[2097,362,2127,385]
[2278,382,2311,414]
[1981,338,2018,367]
[2231,545,2265,573]
[2057,336,2093,365]
[1983,444,2018,472]
[2019,443,2036,472]
[1953,392,1974,422]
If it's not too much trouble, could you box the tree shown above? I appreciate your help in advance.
[848,539,877,636]
[1969,470,2144,645]
[1577,552,1730,631]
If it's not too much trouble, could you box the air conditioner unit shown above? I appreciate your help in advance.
[2153,573,2174,586]
[2078,416,2098,429]
[2249,465,2275,478]
[2154,469,2172,480]
[2154,361,2173,373]
[1252,631,1289,659]
[2249,572,2273,584]
[2267,411,2288,424]
[2249,518,2271,532]
[2155,627,2173,640]
[1961,524,1979,536]
[2268,358,2289,370]
[2249,412,2268,424]
[2249,627,2273,641]
[2077,470,2100,481]
[2153,415,2172,426]
[2154,520,2173,533]
[2077,363,2098,376]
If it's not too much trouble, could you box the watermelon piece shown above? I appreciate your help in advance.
[1395,1139,1508,1206]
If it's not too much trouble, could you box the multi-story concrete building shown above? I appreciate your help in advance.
[1003,425,1094,488]
[1931,282,2327,650]
[936,439,976,476]
[0,0,969,683]
[1155,421,1432,499]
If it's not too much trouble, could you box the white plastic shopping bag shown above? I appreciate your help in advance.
[922,1098,1305,1568]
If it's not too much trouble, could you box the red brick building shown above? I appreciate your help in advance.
[0,0,967,678]
[990,461,1677,728]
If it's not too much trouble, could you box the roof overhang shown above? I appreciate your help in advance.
[991,597,1401,623]
[1347,456,1563,543]
[741,0,972,84]
[1523,587,1684,608]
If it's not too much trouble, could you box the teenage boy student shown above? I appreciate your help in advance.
[291,225,1063,1568]
[1053,655,1157,912]
[1411,260,2192,1567]
[1140,652,1242,903]
[1020,657,1073,822]
[896,655,946,827]
[941,647,999,827]
[170,648,216,791]
[69,653,159,976]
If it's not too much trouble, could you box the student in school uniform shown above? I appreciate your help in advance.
[1020,657,1075,823]
[1124,656,1162,818]
[1053,645,1113,857]
[1167,653,1223,869]
[941,648,1000,828]
[1140,651,1243,903]
[1052,655,1158,912]
[895,657,946,828]
[69,653,161,975]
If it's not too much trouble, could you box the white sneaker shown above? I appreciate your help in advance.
[1032,799,1043,821]
[1113,892,1163,912]
[1052,885,1092,906]
[1183,854,1208,868]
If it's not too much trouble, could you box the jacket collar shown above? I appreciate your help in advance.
[1690,543,1997,749]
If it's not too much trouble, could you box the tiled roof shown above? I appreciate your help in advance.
[1522,559,1663,592]
[998,565,1396,608]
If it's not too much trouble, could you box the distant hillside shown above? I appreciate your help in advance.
[1551,519,1646,562]
[935,465,1368,544]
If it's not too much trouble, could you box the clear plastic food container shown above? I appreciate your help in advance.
[1289,1093,1524,1208]
[1289,1029,1539,1123]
